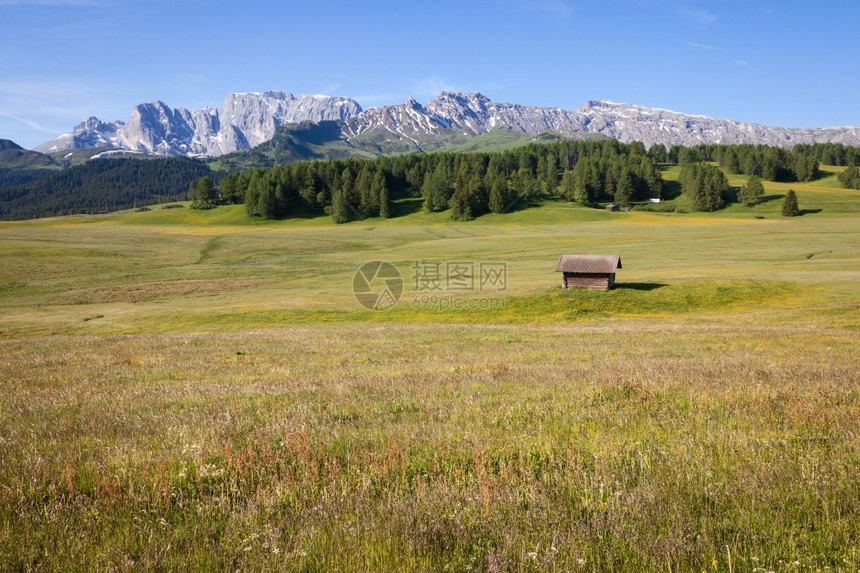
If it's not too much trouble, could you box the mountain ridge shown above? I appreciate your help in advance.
[34,91,363,157]
[33,91,860,158]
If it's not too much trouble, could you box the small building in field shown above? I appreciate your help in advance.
[606,204,619,212]
[555,254,622,291]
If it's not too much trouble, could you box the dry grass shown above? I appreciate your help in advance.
[1,321,858,571]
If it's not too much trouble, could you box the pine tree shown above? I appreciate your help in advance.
[648,143,668,164]
[371,171,388,218]
[543,153,559,193]
[244,171,263,217]
[421,162,453,212]
[488,176,508,213]
[738,174,765,205]
[220,172,244,204]
[331,187,350,223]
[300,168,317,205]
[603,168,616,202]
[837,165,860,189]
[639,156,662,199]
[407,164,423,191]
[379,179,390,218]
[782,189,800,216]
[191,176,217,209]
[449,183,473,221]
[724,148,740,174]
[762,155,777,181]
[614,168,633,207]
[357,165,374,216]
[560,169,576,201]
[259,181,278,218]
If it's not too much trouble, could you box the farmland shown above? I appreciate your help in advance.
[1,168,859,571]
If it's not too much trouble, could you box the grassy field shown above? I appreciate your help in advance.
[1,169,859,571]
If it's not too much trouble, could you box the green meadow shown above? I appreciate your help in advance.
[1,168,859,571]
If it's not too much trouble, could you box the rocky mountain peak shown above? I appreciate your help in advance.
[73,116,120,132]
[433,91,490,105]
[36,91,364,157]
[33,90,860,158]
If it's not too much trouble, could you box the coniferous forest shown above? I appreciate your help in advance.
[0,157,212,220]
[1,140,859,221]
[213,141,857,222]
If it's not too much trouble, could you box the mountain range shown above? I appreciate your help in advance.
[32,91,860,159]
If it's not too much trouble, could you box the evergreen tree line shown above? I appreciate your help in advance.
[669,144,820,182]
[206,140,667,222]
[792,143,860,167]
[617,141,856,171]
[0,157,212,221]
[204,140,860,222]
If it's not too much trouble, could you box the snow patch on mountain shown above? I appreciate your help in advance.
[34,90,860,158]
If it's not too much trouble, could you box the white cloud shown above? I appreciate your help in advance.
[0,77,135,146]
[735,60,759,72]
[687,41,725,52]
[0,110,57,133]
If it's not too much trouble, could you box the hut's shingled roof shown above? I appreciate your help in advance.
[555,255,622,274]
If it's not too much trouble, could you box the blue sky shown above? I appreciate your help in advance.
[1,0,858,149]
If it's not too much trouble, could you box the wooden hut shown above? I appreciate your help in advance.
[555,255,622,291]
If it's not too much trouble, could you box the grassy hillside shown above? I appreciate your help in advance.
[1,170,858,335]
[1,168,858,571]
[446,129,609,153]
[212,125,613,171]
[0,139,58,170]
[211,121,380,171]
